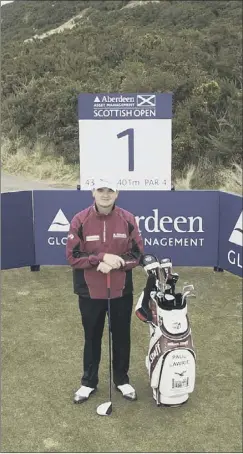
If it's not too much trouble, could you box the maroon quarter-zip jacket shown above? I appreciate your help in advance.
[66,204,144,299]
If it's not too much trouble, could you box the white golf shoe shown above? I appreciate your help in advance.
[116,384,137,401]
[73,386,96,404]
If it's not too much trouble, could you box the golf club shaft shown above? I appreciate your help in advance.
[107,273,112,403]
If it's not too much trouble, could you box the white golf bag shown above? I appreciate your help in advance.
[135,254,196,407]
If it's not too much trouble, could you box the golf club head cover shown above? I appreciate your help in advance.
[141,254,161,274]
[135,273,157,322]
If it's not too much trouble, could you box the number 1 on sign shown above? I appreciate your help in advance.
[117,128,134,171]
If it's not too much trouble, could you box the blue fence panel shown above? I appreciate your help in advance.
[33,190,92,265]
[118,190,219,266]
[33,190,219,267]
[3,189,241,275]
[218,192,243,277]
[1,191,35,269]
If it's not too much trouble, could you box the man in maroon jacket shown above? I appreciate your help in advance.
[66,178,144,404]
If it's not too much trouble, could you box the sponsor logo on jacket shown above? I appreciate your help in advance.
[86,235,100,241]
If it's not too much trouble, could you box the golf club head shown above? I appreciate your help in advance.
[157,291,164,298]
[160,258,172,269]
[182,284,194,293]
[181,290,196,305]
[164,294,175,301]
[96,401,112,416]
[160,258,172,279]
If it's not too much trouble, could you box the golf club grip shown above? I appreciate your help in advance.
[107,272,111,298]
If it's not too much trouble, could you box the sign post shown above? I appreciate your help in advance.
[78,93,172,191]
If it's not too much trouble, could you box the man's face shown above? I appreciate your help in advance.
[92,187,118,209]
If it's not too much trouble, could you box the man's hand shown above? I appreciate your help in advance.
[97,262,113,274]
[103,253,125,269]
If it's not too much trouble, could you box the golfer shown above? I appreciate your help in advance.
[66,178,144,404]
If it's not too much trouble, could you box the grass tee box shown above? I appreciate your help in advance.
[1,266,242,453]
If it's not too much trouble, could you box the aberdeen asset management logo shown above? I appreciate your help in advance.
[229,211,243,247]
[48,209,70,232]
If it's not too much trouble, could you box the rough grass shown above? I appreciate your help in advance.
[175,162,242,194]
[1,138,242,193]
[1,138,79,184]
[1,266,242,453]
[218,163,242,195]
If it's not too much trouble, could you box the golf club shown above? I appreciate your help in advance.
[182,284,194,293]
[96,272,112,416]
[181,289,196,305]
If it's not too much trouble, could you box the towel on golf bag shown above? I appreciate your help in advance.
[135,257,196,406]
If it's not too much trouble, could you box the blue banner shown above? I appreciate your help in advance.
[78,93,172,120]
[33,190,92,265]
[1,192,35,270]
[218,192,243,277]
[33,190,219,267]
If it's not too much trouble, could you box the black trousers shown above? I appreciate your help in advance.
[78,294,133,388]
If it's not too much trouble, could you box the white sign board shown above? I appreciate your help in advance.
[78,93,172,190]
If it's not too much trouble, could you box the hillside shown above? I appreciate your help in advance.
[1,0,242,189]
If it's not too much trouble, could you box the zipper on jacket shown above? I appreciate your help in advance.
[103,220,106,242]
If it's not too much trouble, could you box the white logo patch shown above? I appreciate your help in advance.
[68,234,74,240]
[48,209,70,232]
[113,233,127,239]
[229,212,243,247]
[86,235,100,242]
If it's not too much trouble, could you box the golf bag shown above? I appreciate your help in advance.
[135,254,196,407]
